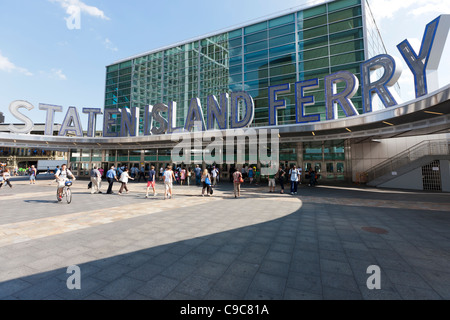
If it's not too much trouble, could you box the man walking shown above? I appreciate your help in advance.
[106,166,118,194]
[194,165,202,186]
[90,166,102,194]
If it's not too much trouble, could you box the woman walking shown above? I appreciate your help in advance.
[29,165,37,185]
[180,167,186,185]
[201,169,212,196]
[233,168,243,198]
[118,168,134,195]
[0,169,12,188]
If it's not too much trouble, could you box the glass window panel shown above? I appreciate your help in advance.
[328,6,362,23]
[244,21,267,35]
[299,35,328,51]
[270,63,296,77]
[328,0,360,12]
[230,65,242,75]
[107,64,119,72]
[330,50,364,65]
[269,34,295,47]
[301,4,326,19]
[229,73,242,83]
[270,74,296,86]
[269,53,296,67]
[230,46,243,57]
[269,24,295,38]
[330,39,364,55]
[329,18,362,34]
[229,29,242,39]
[330,62,360,73]
[244,50,268,63]
[245,40,268,53]
[303,57,329,70]
[299,67,330,80]
[244,79,269,91]
[299,15,327,30]
[269,13,295,28]
[300,25,328,40]
[269,44,296,59]
[244,30,268,44]
[244,60,268,72]
[230,56,242,66]
[300,46,329,61]
[329,28,363,44]
[229,38,242,48]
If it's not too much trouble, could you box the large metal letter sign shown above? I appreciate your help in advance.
[82,108,102,137]
[325,71,360,120]
[207,93,229,130]
[361,54,403,113]
[39,103,63,136]
[295,79,321,123]
[397,15,450,98]
[151,103,169,135]
[185,98,206,132]
[268,84,290,126]
[120,107,139,137]
[230,92,255,129]
[59,107,83,137]
[9,101,34,134]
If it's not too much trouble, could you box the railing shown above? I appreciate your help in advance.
[365,139,450,183]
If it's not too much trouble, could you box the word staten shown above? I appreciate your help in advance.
[6,15,449,138]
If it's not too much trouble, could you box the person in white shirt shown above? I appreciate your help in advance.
[211,166,219,187]
[118,168,134,195]
[163,166,176,200]
[55,164,76,200]
[289,165,301,195]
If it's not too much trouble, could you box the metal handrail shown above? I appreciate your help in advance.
[365,139,450,182]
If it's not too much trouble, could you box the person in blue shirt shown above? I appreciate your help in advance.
[106,166,118,194]
[194,165,202,186]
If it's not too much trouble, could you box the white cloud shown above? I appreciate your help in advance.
[50,0,109,20]
[51,69,67,80]
[0,51,33,76]
[39,68,68,80]
[103,38,118,52]
[367,0,449,21]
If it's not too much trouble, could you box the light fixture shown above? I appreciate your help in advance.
[382,121,394,126]
[424,111,444,115]
[345,128,352,132]
[312,132,315,136]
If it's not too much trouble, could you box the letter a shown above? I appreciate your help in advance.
[366,265,381,290]
[67,265,81,290]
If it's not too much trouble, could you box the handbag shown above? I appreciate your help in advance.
[205,177,211,185]
[239,176,244,184]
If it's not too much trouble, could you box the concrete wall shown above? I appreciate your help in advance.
[351,133,450,182]
[378,167,423,190]
[441,160,450,192]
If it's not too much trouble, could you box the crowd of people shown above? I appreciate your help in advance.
[1,161,320,200]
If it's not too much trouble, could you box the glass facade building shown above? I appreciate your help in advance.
[74,0,395,182]
[105,0,393,132]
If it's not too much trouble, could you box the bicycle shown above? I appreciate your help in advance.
[57,180,73,204]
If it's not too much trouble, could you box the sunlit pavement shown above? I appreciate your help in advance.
[0,176,449,300]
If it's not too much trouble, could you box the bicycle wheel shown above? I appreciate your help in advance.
[66,187,72,204]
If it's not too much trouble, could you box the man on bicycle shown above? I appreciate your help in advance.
[55,164,76,201]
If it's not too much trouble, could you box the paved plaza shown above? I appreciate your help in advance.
[0,175,450,300]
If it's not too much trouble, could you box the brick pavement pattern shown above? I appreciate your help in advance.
[0,176,449,300]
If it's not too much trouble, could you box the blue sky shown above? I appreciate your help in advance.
[0,0,449,128]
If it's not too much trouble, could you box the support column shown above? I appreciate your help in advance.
[344,139,352,182]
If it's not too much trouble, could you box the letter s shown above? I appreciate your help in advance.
[9,100,34,134]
